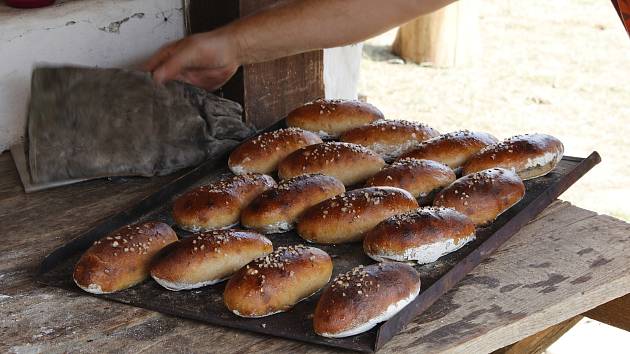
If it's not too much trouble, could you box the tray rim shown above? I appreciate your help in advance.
[36,151,602,353]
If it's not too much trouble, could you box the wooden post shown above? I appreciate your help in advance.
[392,0,480,67]
[186,0,324,129]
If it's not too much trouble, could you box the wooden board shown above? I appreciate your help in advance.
[1,151,629,353]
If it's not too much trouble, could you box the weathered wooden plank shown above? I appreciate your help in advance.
[492,316,583,354]
[1,151,629,354]
[584,293,630,331]
[380,204,630,353]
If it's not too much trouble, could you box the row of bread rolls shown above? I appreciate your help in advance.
[74,98,565,339]
[73,222,421,338]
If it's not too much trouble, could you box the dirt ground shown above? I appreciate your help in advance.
[358,0,630,222]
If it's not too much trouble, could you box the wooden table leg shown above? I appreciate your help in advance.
[583,293,630,332]
[491,316,583,354]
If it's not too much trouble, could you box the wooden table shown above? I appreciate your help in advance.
[1,151,629,353]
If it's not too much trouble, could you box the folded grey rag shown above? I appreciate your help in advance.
[26,66,255,184]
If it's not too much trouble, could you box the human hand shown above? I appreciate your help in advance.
[143,30,241,92]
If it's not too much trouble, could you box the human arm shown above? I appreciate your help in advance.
[144,0,456,90]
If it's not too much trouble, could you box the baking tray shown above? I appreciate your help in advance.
[37,146,601,352]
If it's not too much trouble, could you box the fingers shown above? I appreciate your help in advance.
[142,40,179,73]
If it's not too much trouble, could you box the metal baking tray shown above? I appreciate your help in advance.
[37,140,600,352]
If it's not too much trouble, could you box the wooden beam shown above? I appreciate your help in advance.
[492,316,583,354]
[392,0,480,67]
[186,0,324,129]
[583,293,630,331]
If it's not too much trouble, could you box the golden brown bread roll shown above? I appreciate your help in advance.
[172,174,276,231]
[434,168,526,225]
[340,119,440,160]
[228,128,322,175]
[462,133,564,180]
[286,98,384,138]
[240,174,345,234]
[150,230,273,291]
[296,187,419,244]
[365,158,456,202]
[397,130,498,169]
[277,142,385,186]
[223,245,332,318]
[363,207,476,264]
[313,263,421,338]
[73,221,178,294]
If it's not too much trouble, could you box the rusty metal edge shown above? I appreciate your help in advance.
[373,151,601,351]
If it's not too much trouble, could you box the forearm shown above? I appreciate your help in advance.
[226,0,456,64]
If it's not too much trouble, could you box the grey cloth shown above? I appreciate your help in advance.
[26,66,255,184]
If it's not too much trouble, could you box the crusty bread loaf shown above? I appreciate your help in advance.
[228,128,322,175]
[434,168,525,225]
[363,207,476,264]
[73,221,178,294]
[240,174,345,234]
[150,230,273,291]
[277,142,385,186]
[313,263,421,338]
[397,130,498,169]
[172,174,276,231]
[462,133,564,180]
[286,98,384,138]
[296,187,419,244]
[365,158,455,202]
[340,119,440,160]
[224,245,332,318]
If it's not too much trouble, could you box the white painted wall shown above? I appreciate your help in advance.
[323,44,363,100]
[0,0,185,152]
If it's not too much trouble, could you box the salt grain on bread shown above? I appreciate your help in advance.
[434,168,525,225]
[397,130,498,169]
[172,173,276,231]
[150,230,272,291]
[223,245,332,318]
[277,142,385,186]
[462,133,564,180]
[228,128,322,175]
[241,174,345,234]
[363,207,476,264]
[73,221,178,294]
[296,186,419,244]
[313,263,421,338]
[365,158,456,201]
[286,98,384,138]
[340,119,439,160]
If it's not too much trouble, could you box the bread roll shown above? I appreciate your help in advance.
[150,230,273,291]
[286,98,384,138]
[434,168,525,225]
[340,119,440,160]
[462,133,564,180]
[277,142,385,186]
[228,128,322,175]
[313,263,421,338]
[223,245,332,318]
[240,174,345,234]
[296,187,419,244]
[363,207,476,264]
[397,130,498,169]
[173,173,276,231]
[365,158,456,202]
[73,221,178,294]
